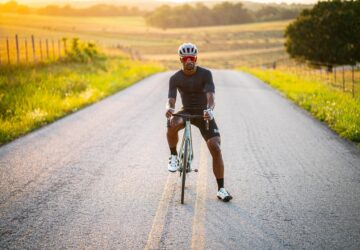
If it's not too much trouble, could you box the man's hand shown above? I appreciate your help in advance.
[203,108,214,120]
[165,108,175,119]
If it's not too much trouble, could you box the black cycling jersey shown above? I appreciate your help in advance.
[168,66,215,110]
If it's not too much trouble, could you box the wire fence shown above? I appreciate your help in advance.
[249,58,360,98]
[0,34,143,65]
[110,43,142,61]
[0,34,72,65]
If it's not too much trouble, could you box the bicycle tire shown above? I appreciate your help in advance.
[181,140,189,204]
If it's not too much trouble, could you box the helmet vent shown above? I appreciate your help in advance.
[178,43,198,56]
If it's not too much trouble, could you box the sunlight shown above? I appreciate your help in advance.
[155,0,192,3]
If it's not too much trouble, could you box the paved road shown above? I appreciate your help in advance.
[1,70,360,250]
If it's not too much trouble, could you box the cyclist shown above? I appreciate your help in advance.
[165,43,232,202]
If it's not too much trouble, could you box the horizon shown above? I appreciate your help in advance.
[0,0,318,7]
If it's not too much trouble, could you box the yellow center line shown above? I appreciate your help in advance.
[144,172,177,250]
[191,142,208,250]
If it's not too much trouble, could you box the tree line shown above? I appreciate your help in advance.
[285,0,360,69]
[1,0,304,24]
[0,1,143,16]
[145,2,303,29]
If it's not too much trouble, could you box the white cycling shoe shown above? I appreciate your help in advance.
[217,188,233,202]
[167,155,178,172]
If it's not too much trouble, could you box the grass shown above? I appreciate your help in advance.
[0,56,165,145]
[274,64,360,96]
[239,67,360,145]
[0,13,290,69]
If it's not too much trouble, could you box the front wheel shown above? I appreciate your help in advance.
[181,141,189,204]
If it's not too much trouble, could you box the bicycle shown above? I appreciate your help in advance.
[171,113,209,204]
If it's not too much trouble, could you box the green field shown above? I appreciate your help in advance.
[0,13,290,68]
[0,55,164,145]
[273,63,360,96]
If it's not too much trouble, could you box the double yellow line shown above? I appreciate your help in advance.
[144,142,208,250]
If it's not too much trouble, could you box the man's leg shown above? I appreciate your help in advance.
[207,136,232,201]
[206,136,224,180]
[167,116,184,149]
[166,116,184,172]
[192,118,225,189]
[192,117,232,201]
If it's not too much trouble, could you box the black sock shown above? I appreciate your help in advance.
[170,147,177,155]
[216,178,224,191]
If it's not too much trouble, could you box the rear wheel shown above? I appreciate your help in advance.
[181,141,189,204]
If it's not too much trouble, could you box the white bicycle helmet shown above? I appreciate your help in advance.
[178,43,198,57]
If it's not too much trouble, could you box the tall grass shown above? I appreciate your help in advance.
[239,67,360,145]
[0,56,164,145]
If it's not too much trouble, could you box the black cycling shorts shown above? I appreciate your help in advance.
[168,109,220,141]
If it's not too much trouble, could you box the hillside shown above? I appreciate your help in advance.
[0,13,290,69]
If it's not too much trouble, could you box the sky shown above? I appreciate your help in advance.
[0,0,318,5]
[155,0,317,3]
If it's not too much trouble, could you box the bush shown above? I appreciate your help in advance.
[62,38,105,63]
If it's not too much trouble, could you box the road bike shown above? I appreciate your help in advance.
[171,113,209,204]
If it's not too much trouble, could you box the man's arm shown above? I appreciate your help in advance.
[165,98,176,118]
[206,92,215,110]
[204,92,215,120]
[167,75,177,118]
[204,70,215,118]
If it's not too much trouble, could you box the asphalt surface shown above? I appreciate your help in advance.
[1,70,360,250]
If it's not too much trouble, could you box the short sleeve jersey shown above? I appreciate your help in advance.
[168,66,215,110]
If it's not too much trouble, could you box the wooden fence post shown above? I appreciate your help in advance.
[63,39,67,54]
[58,39,61,58]
[352,66,355,98]
[46,39,49,60]
[39,39,43,61]
[25,38,28,63]
[6,37,10,64]
[31,35,37,63]
[326,66,329,84]
[342,66,345,91]
[15,34,20,64]
[52,39,55,59]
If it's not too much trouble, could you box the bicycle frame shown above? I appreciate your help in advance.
[170,112,207,204]
[178,119,193,174]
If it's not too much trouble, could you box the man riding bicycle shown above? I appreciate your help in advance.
[165,43,232,202]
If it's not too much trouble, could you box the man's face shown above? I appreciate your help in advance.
[180,56,197,70]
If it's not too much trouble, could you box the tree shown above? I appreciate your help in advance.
[145,2,254,29]
[285,0,360,69]
[257,6,280,21]
[213,2,253,25]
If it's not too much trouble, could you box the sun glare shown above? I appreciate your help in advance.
[156,0,191,3]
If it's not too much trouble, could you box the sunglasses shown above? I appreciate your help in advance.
[180,56,197,62]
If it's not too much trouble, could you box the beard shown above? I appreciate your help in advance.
[184,62,195,71]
